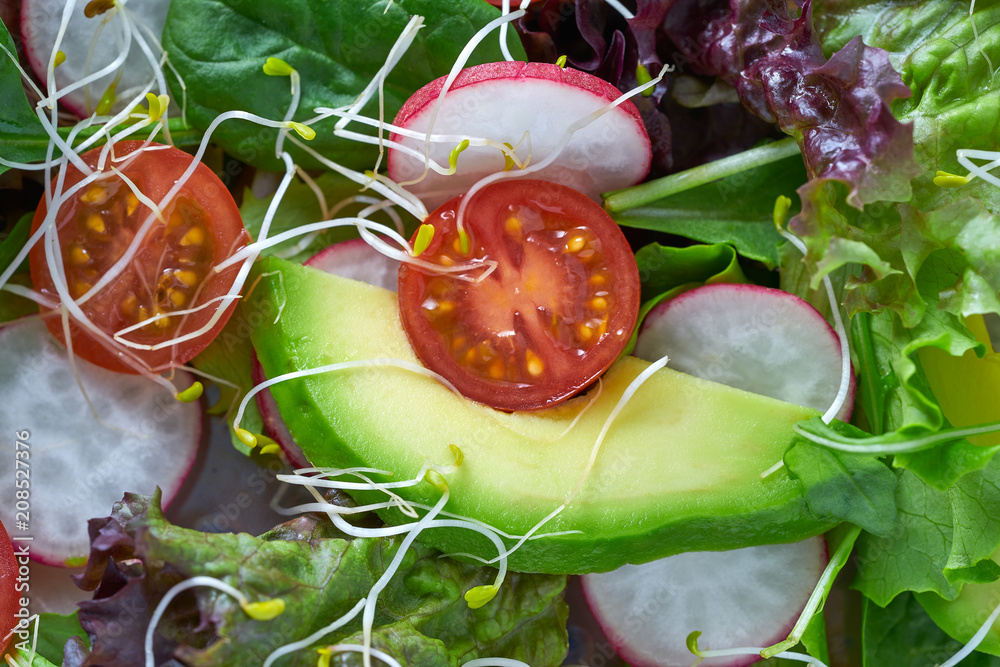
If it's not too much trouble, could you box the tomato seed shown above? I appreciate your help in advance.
[85,213,106,233]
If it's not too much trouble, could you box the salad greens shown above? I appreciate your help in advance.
[61,491,567,667]
[160,0,526,171]
[4,0,1000,665]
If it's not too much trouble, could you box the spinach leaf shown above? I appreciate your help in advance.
[239,172,413,264]
[0,212,37,324]
[162,0,525,172]
[613,150,803,268]
[188,300,266,455]
[33,612,89,666]
[0,20,49,175]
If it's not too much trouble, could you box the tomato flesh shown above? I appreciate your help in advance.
[398,179,639,411]
[0,519,18,656]
[29,141,250,374]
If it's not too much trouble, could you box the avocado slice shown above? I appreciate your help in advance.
[918,546,1000,656]
[247,256,833,574]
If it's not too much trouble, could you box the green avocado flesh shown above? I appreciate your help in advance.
[919,548,1000,656]
[247,257,833,574]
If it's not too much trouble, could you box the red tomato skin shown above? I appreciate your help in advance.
[28,141,250,374]
[0,519,19,656]
[398,179,640,411]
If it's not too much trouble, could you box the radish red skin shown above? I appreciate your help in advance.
[392,60,647,132]
[304,238,400,292]
[252,239,401,466]
[581,537,829,667]
[0,320,202,566]
[388,61,652,205]
[251,351,310,469]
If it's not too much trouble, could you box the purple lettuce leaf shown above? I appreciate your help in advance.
[662,0,919,207]
[516,0,780,177]
[64,491,568,667]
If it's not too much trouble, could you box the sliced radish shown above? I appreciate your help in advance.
[252,240,401,466]
[634,283,854,420]
[387,61,651,208]
[582,537,828,667]
[21,0,171,117]
[251,350,309,469]
[304,238,401,292]
[0,320,201,566]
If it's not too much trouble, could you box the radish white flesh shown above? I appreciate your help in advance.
[387,61,651,208]
[252,240,401,465]
[634,283,855,420]
[21,0,171,117]
[582,537,828,667]
[304,238,401,292]
[0,319,201,566]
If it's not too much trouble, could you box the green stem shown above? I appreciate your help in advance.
[851,312,885,436]
[760,524,863,659]
[57,117,203,147]
[603,137,802,212]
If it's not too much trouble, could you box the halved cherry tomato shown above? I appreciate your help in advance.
[0,519,19,656]
[29,141,250,374]
[398,179,639,411]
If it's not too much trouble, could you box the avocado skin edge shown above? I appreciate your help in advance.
[247,257,835,575]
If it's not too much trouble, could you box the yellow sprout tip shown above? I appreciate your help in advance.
[412,223,435,256]
[259,443,282,456]
[448,139,471,172]
[502,142,516,172]
[458,228,471,255]
[317,648,332,667]
[933,170,971,187]
[287,121,316,141]
[424,468,449,492]
[686,630,704,655]
[54,50,66,68]
[242,598,286,621]
[145,92,170,122]
[772,194,793,230]
[555,55,568,68]
[235,428,258,448]
[448,444,464,468]
[636,63,654,97]
[176,381,203,403]
[464,584,498,609]
[95,82,117,116]
[263,57,295,77]
[64,556,88,568]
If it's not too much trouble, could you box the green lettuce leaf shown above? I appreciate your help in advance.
[162,0,524,172]
[862,592,1000,666]
[854,455,1000,607]
[852,307,996,490]
[626,242,748,353]
[783,440,897,536]
[69,492,568,667]
[795,0,1000,330]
